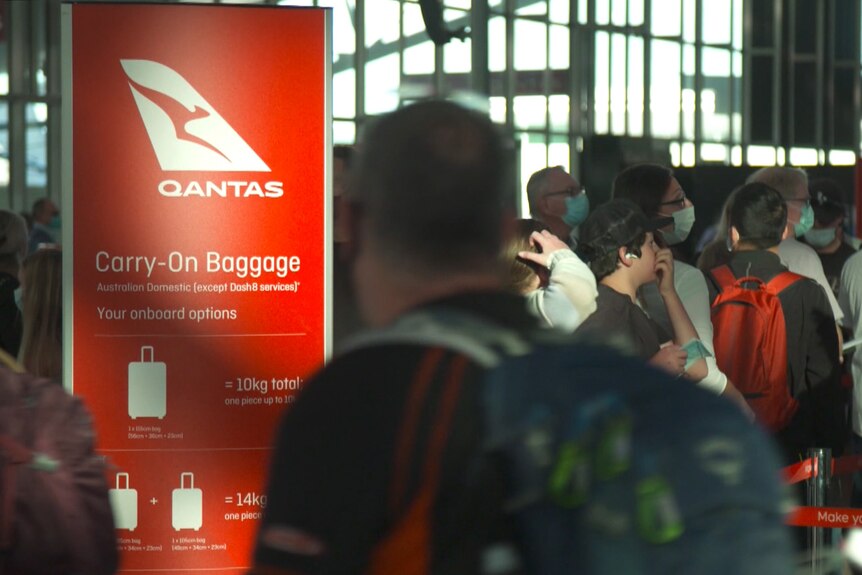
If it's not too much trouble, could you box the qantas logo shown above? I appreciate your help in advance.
[121,59,270,172]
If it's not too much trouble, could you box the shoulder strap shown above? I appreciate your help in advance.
[765,271,803,294]
[709,265,737,292]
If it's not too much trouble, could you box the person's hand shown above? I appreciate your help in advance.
[654,248,676,295]
[649,343,687,377]
[518,230,569,268]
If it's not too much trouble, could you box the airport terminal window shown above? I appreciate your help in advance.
[25,102,46,189]
[3,0,862,210]
[0,103,8,188]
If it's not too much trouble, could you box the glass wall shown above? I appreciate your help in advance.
[2,0,861,211]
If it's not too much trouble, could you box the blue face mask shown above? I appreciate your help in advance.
[804,227,837,249]
[793,204,814,237]
[682,339,712,372]
[49,214,61,231]
[562,193,590,228]
[661,206,696,246]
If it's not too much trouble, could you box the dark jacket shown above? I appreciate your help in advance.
[705,250,844,460]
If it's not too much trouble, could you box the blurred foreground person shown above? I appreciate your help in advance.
[251,101,792,575]
[18,248,62,380]
[0,254,116,574]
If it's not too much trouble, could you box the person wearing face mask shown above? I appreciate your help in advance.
[526,166,589,248]
[746,168,844,325]
[612,164,749,413]
[801,179,858,298]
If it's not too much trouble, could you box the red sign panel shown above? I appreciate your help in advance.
[64,4,329,572]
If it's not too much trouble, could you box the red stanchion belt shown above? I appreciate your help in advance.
[781,455,862,484]
[783,458,816,484]
[787,506,862,529]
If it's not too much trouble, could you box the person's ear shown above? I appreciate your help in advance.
[619,246,635,267]
[730,226,741,244]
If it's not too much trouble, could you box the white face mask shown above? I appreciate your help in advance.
[661,205,696,245]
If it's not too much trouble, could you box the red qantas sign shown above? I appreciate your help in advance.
[66,4,329,573]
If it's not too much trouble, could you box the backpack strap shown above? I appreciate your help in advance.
[709,265,737,292]
[765,271,803,295]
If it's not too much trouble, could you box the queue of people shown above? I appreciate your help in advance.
[5,100,862,573]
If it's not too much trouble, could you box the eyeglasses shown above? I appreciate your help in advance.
[659,191,687,209]
[787,197,812,208]
[545,186,582,199]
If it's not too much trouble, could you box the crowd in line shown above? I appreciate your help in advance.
[6,101,862,573]
[255,101,856,574]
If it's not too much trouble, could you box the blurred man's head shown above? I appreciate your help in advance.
[347,101,509,323]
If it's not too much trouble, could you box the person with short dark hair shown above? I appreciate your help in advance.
[253,101,525,573]
[575,199,707,380]
[706,182,844,461]
[526,166,589,247]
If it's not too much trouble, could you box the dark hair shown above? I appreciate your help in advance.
[809,178,846,225]
[503,219,549,293]
[577,199,650,281]
[351,100,507,273]
[612,163,674,217]
[729,182,787,249]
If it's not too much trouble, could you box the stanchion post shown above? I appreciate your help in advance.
[807,448,832,574]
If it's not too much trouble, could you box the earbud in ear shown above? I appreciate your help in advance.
[624,252,640,260]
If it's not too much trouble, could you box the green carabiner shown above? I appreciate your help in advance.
[595,415,632,480]
[548,439,591,508]
[636,475,684,544]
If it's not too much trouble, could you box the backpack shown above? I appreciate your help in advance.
[347,308,793,574]
[709,265,802,431]
[0,368,118,575]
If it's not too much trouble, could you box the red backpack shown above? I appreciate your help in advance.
[709,265,803,431]
[0,368,118,575]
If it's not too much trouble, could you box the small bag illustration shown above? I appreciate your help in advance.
[172,472,202,531]
[128,346,166,419]
[109,472,138,531]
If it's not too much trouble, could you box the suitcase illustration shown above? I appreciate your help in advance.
[109,472,138,531]
[172,472,202,531]
[128,346,166,419]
